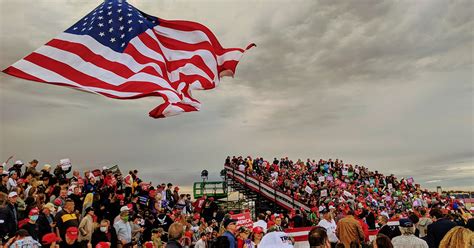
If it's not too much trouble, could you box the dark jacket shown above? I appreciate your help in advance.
[91,226,118,248]
[166,240,183,248]
[425,218,457,248]
[37,212,54,241]
[378,224,401,240]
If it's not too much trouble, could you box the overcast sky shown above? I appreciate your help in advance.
[1,0,472,192]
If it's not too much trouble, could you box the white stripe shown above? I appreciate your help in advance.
[56,33,164,77]
[12,60,138,98]
[153,26,244,66]
[154,25,211,45]
[287,231,310,237]
[217,50,243,66]
[35,45,181,102]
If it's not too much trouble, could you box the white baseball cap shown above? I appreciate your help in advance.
[120,206,130,212]
[14,160,24,165]
[8,191,18,198]
[258,231,294,248]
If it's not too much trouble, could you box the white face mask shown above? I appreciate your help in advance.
[100,227,107,232]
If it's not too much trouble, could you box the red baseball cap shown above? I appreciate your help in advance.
[29,207,40,216]
[42,233,60,245]
[253,226,264,234]
[96,242,111,248]
[66,227,79,240]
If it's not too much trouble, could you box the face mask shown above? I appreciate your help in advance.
[30,215,39,222]
[100,227,107,232]
[122,216,129,222]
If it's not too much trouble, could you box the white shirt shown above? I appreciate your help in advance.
[195,238,206,248]
[239,164,246,172]
[7,178,17,191]
[318,218,338,243]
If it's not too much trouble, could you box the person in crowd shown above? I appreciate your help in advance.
[425,208,457,248]
[391,218,428,248]
[336,209,364,248]
[78,206,95,247]
[253,213,268,233]
[26,159,41,178]
[23,207,40,241]
[377,215,401,240]
[42,232,61,248]
[318,208,339,246]
[166,222,184,248]
[236,226,251,248]
[4,229,41,247]
[7,171,18,192]
[38,203,56,241]
[55,198,79,240]
[372,234,393,248]
[416,208,432,238]
[0,171,8,194]
[438,226,474,248]
[222,218,238,248]
[308,226,331,248]
[251,226,264,246]
[91,219,118,248]
[195,232,208,248]
[60,226,81,248]
[114,210,132,247]
[151,228,164,248]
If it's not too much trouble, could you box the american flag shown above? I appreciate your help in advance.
[3,0,254,118]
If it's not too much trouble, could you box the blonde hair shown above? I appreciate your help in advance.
[439,226,474,248]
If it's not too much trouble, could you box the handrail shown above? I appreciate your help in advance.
[225,165,311,211]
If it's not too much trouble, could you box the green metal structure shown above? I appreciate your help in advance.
[193,181,228,199]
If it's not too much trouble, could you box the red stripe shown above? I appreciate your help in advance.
[3,66,46,83]
[123,43,170,81]
[172,102,198,112]
[23,53,174,94]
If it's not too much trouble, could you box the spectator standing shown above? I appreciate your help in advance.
[91,219,118,248]
[317,208,339,246]
[377,215,401,240]
[335,209,365,248]
[195,232,208,248]
[38,203,56,242]
[4,191,19,238]
[23,207,40,241]
[114,210,132,247]
[425,208,457,248]
[55,199,79,240]
[78,207,95,247]
[222,218,238,248]
[391,218,428,248]
[166,222,184,248]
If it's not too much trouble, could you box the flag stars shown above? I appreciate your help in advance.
[117,9,122,13]
[81,28,86,31]
[109,27,114,32]
[119,26,124,30]
[110,38,116,43]
[108,19,113,24]
[138,20,143,24]
[98,16,103,20]
[99,32,105,37]
[118,16,123,21]
[128,27,133,32]
[128,20,132,24]
[98,23,104,27]
[99,10,103,13]
[121,43,126,47]
[107,11,112,15]
[127,13,132,17]
[73,27,78,30]
[120,33,125,38]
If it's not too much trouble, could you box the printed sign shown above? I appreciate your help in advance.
[327,175,333,181]
[60,158,71,170]
[388,183,393,189]
[320,189,328,197]
[318,176,325,182]
[407,177,414,185]
[305,185,313,194]
[342,170,348,176]
[231,212,253,229]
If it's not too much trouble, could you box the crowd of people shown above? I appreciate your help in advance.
[0,156,472,248]
[225,156,474,247]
